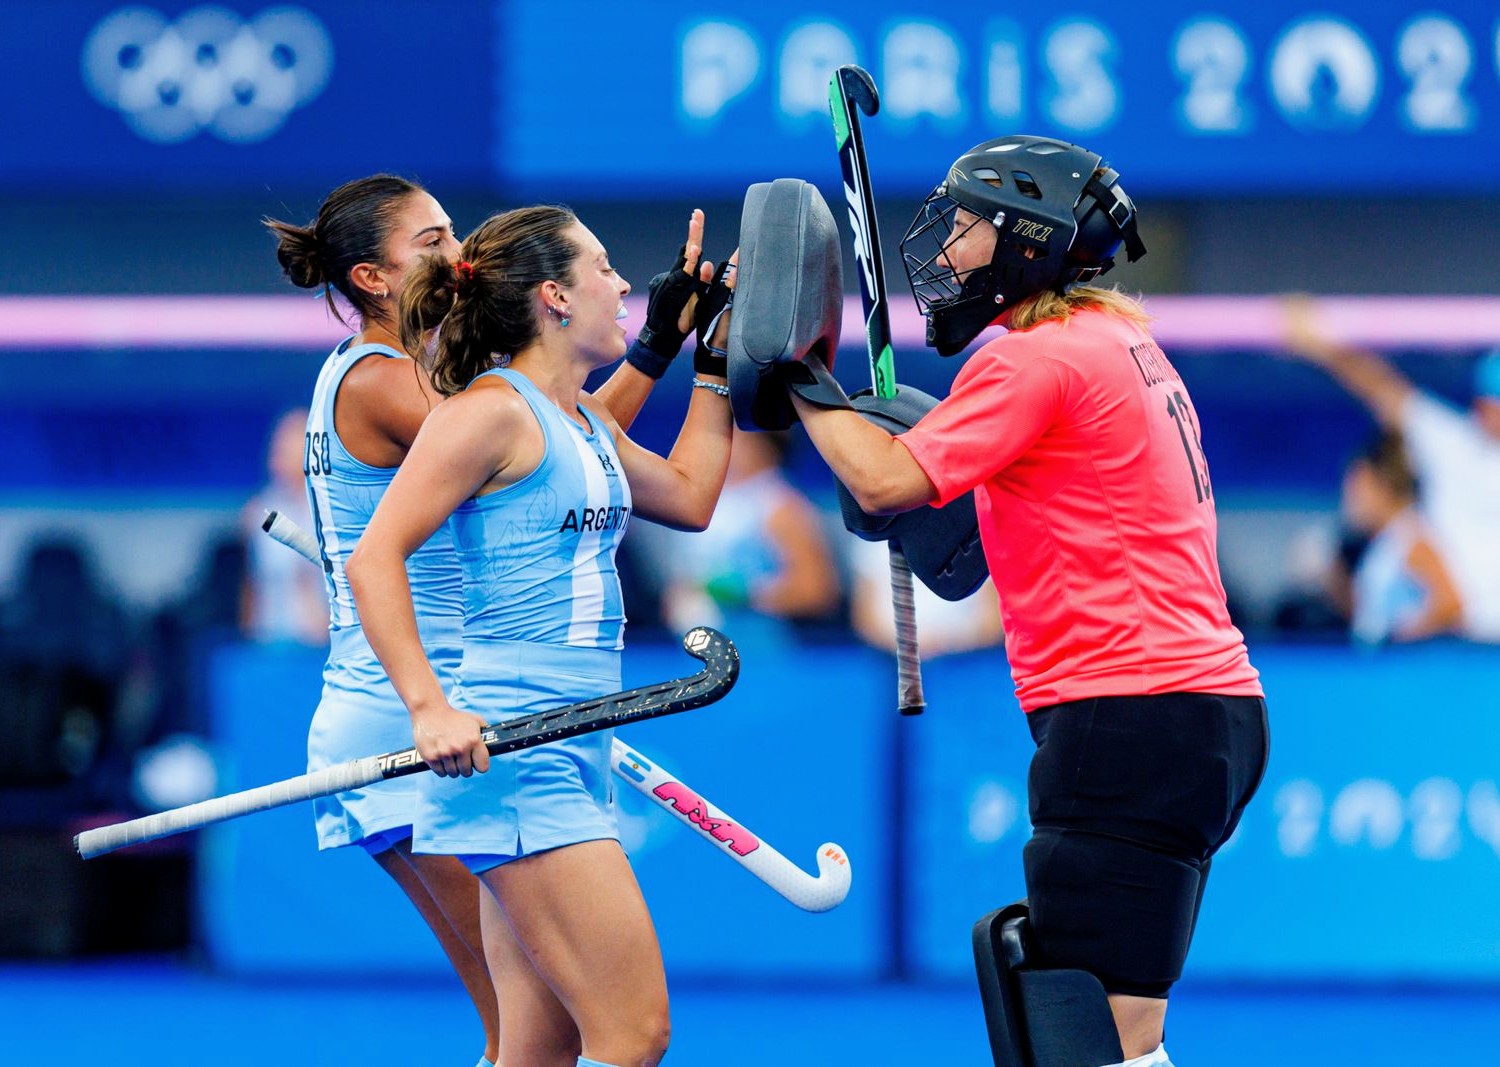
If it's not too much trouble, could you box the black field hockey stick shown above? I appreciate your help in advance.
[261,516,858,912]
[260,511,851,909]
[76,627,739,860]
[829,63,924,716]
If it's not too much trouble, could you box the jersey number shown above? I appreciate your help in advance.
[304,431,332,477]
[1166,390,1213,503]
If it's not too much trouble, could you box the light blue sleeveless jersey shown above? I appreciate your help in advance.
[305,338,462,630]
[415,367,632,863]
[303,338,462,851]
[449,366,631,651]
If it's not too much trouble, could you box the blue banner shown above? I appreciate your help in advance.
[8,3,1498,196]
[199,635,1500,981]
[0,1,493,191]
[498,1,1500,196]
[905,642,1500,982]
[200,636,894,979]
[200,642,452,975]
[617,640,894,978]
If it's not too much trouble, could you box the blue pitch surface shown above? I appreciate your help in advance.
[2,962,1496,1065]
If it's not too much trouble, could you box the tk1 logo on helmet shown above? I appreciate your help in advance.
[1012,218,1054,242]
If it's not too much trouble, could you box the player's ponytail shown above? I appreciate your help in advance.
[414,205,582,396]
[265,219,326,291]
[264,174,424,328]
[398,255,467,388]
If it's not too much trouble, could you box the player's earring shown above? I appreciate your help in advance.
[549,305,570,328]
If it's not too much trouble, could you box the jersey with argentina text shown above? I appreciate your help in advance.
[896,309,1261,712]
[449,367,631,652]
[305,339,462,631]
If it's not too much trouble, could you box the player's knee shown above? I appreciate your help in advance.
[590,1003,670,1066]
[633,1004,672,1064]
[1023,826,1203,996]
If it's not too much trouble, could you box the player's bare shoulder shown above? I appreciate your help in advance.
[422,371,545,485]
[418,372,512,437]
[339,348,426,403]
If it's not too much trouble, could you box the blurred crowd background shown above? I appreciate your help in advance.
[2,0,1499,1013]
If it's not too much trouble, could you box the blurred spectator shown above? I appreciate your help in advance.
[141,534,249,740]
[0,537,129,795]
[1272,522,1367,641]
[0,537,131,679]
[848,537,1004,659]
[240,407,328,646]
[121,534,246,816]
[1341,433,1462,645]
[1284,299,1500,643]
[658,432,841,640]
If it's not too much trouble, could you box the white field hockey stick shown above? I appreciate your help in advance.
[613,741,850,912]
[262,510,852,911]
[77,626,738,860]
[830,64,924,715]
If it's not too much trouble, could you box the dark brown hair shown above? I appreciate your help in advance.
[1354,431,1418,500]
[264,174,424,326]
[399,205,581,396]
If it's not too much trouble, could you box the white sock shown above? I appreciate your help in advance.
[1105,1044,1172,1067]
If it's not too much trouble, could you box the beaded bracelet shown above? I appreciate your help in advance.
[691,378,730,397]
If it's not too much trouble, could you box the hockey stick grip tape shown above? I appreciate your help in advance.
[263,509,321,563]
[888,542,925,715]
[75,756,385,859]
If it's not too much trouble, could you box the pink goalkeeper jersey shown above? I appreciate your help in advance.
[897,309,1261,712]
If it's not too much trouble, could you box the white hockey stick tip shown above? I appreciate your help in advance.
[613,742,852,912]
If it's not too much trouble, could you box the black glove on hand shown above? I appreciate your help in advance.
[693,260,734,377]
[627,246,707,379]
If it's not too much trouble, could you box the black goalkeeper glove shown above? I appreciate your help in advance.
[626,245,708,379]
[692,260,735,377]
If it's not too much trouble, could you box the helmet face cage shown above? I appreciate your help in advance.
[900,189,999,321]
[900,179,1072,357]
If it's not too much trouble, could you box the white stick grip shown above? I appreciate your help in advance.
[888,542,924,714]
[75,756,385,860]
[263,509,322,563]
[612,740,851,912]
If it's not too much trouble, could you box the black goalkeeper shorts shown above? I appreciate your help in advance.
[1021,691,1269,998]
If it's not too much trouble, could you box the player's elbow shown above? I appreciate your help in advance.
[854,488,903,516]
[345,543,371,599]
[843,439,936,516]
[676,496,716,533]
[851,471,931,516]
[345,540,394,602]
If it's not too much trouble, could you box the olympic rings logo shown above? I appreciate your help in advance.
[82,6,334,144]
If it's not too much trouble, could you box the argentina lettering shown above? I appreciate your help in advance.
[557,505,631,533]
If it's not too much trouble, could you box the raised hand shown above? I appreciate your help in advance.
[637,208,715,360]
